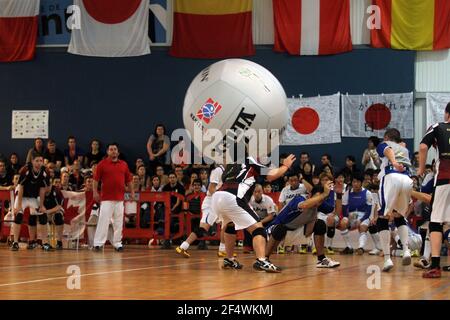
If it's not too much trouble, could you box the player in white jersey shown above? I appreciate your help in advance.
[175,164,227,258]
[375,128,414,271]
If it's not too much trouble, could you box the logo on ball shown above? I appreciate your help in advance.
[196,98,222,124]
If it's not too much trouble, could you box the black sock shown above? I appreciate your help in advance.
[318,254,326,261]
[431,256,441,269]
[36,239,42,246]
[301,244,307,249]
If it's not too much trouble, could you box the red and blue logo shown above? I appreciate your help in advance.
[196,98,222,124]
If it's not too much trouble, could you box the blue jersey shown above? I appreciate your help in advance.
[342,188,372,221]
[318,191,335,214]
[268,195,306,227]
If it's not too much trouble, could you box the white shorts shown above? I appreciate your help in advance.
[318,212,339,226]
[379,173,413,217]
[347,211,370,228]
[14,197,42,215]
[430,184,450,223]
[200,196,219,225]
[409,233,422,251]
[211,191,258,230]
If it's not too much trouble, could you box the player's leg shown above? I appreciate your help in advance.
[266,224,287,258]
[314,219,340,268]
[356,220,369,255]
[27,214,38,249]
[247,222,281,273]
[223,222,237,260]
[393,213,411,265]
[93,201,114,249]
[37,212,52,251]
[378,175,395,271]
[111,201,125,251]
[325,214,338,254]
[177,222,210,258]
[368,224,382,255]
[243,229,253,253]
[54,209,64,249]
[339,218,353,254]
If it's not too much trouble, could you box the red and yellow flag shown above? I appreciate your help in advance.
[371,0,450,50]
[169,0,255,58]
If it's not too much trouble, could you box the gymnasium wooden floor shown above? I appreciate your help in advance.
[0,245,448,300]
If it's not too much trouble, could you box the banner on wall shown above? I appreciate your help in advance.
[281,94,341,145]
[342,92,414,139]
[38,0,169,45]
[11,110,49,139]
[426,92,450,127]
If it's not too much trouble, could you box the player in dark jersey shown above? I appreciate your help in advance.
[211,154,296,273]
[43,179,65,250]
[418,102,450,278]
[11,152,50,251]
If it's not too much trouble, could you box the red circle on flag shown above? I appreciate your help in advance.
[292,107,320,135]
[83,0,142,24]
[365,103,391,130]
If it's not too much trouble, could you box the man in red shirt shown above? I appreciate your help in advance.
[93,143,134,252]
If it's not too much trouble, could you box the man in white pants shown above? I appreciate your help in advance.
[93,143,133,252]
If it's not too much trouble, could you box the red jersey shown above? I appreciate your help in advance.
[94,158,132,201]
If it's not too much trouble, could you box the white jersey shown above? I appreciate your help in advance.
[279,184,308,205]
[377,141,412,180]
[249,194,277,220]
[206,165,224,197]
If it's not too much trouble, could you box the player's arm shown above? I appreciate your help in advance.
[411,190,432,204]
[381,145,405,172]
[266,154,296,182]
[361,192,373,221]
[39,187,47,212]
[341,191,349,218]
[207,182,217,196]
[298,182,331,209]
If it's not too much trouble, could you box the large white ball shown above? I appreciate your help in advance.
[182,59,288,157]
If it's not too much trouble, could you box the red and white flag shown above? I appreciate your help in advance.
[342,93,414,138]
[273,0,352,55]
[281,94,341,145]
[68,0,150,57]
[61,190,94,240]
[0,0,40,62]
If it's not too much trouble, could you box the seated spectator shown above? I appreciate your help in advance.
[341,155,361,183]
[321,164,334,177]
[134,158,145,174]
[334,171,347,194]
[84,139,104,168]
[263,181,273,194]
[0,159,13,190]
[361,136,381,170]
[147,124,170,175]
[155,165,168,187]
[60,171,73,191]
[9,153,21,175]
[25,138,45,163]
[43,139,64,170]
[124,175,141,228]
[46,162,57,180]
[185,179,206,249]
[137,165,150,191]
[363,169,373,189]
[150,175,163,192]
[82,175,94,192]
[297,152,315,175]
[69,160,83,190]
[64,136,84,167]
[317,154,334,175]
[199,169,209,192]
[301,161,314,184]
[174,165,189,188]
[149,175,165,233]
[161,172,185,248]
[311,174,320,187]
[185,172,199,195]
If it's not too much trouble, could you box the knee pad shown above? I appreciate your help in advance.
[54,212,64,226]
[38,214,48,225]
[28,215,37,227]
[271,225,287,241]
[376,218,389,231]
[327,227,335,238]
[394,217,406,228]
[194,227,207,238]
[252,227,266,239]
[14,212,24,225]
[225,223,236,235]
[429,222,443,233]
[313,219,327,236]
[368,225,378,234]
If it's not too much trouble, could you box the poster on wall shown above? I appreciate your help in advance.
[12,110,49,139]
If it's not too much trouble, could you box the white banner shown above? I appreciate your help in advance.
[426,92,450,127]
[342,92,414,139]
[281,93,341,145]
[12,110,49,139]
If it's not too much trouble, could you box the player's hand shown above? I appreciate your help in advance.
[282,154,296,169]
[323,181,333,196]
[39,206,46,214]
[392,161,405,172]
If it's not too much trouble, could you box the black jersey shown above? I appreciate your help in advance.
[421,122,450,181]
[44,186,64,209]
[19,164,50,198]
[221,157,265,203]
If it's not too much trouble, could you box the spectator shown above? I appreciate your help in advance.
[69,160,83,190]
[0,160,13,190]
[43,139,65,170]
[155,165,168,186]
[185,179,206,249]
[60,171,73,191]
[334,171,347,195]
[199,169,209,192]
[321,164,334,177]
[137,165,150,191]
[82,175,94,192]
[84,139,105,168]
[362,136,381,170]
[185,172,199,195]
[299,152,315,173]
[150,175,163,192]
[25,138,45,163]
[311,174,320,187]
[46,162,56,180]
[363,170,373,189]
[301,161,314,184]
[341,155,360,183]
[147,124,170,175]
[411,175,420,191]
[317,154,333,174]
[64,136,84,167]
[174,165,189,188]
[278,173,309,210]
[161,172,185,248]
[9,153,21,175]
[262,181,273,194]
[411,151,420,174]
[150,175,165,233]
[134,158,145,174]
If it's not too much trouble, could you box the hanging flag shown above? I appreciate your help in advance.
[342,92,414,138]
[273,0,352,55]
[282,94,341,145]
[169,0,254,59]
[0,0,40,62]
[426,92,450,127]
[68,0,150,57]
[371,0,450,51]
[61,190,94,240]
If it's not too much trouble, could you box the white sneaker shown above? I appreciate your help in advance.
[369,248,381,255]
[316,257,340,268]
[402,249,411,266]
[383,258,394,272]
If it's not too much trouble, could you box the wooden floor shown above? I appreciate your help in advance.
[0,244,448,300]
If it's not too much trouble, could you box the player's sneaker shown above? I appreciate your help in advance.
[298,246,307,254]
[114,246,124,252]
[27,241,37,250]
[402,249,411,266]
[316,257,340,268]
[312,247,317,255]
[11,242,19,251]
[7,236,13,247]
[55,241,63,250]
[423,268,441,278]
[217,251,237,258]
[443,265,450,272]
[369,248,381,255]
[414,258,430,269]
[277,245,285,254]
[42,243,54,251]
[222,258,243,270]
[355,248,364,255]
[341,247,354,255]
[253,258,282,273]
[175,246,190,258]
[382,258,394,272]
[326,247,335,255]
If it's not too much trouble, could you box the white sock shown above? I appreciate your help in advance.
[341,230,352,249]
[423,234,431,260]
[180,241,189,250]
[379,230,391,262]
[359,232,368,249]
[219,242,225,252]
[397,225,409,252]
[370,232,382,250]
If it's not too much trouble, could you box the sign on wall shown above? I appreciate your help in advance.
[12,110,49,139]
